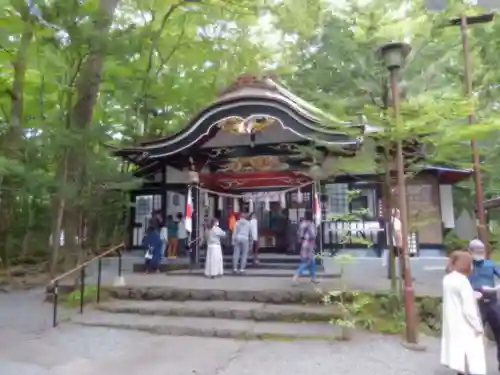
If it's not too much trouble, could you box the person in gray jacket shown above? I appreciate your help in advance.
[232,212,253,274]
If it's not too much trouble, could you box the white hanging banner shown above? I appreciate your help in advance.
[296,189,303,203]
[313,189,321,227]
[248,199,254,212]
[217,196,223,210]
[203,192,209,207]
[439,184,455,228]
[264,195,270,211]
[233,198,240,213]
[280,193,286,208]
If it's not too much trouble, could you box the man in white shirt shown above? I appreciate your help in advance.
[249,212,259,265]
[391,208,402,253]
[387,208,412,280]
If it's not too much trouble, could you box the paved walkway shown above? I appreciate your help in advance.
[56,253,448,297]
[96,271,443,297]
[2,323,499,375]
[1,286,499,375]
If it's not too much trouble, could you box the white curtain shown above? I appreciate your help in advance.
[439,184,455,228]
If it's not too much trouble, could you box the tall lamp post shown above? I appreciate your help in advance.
[426,0,497,251]
[377,42,419,345]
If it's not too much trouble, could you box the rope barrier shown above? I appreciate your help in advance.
[195,180,314,199]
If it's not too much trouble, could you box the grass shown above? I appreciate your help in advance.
[60,285,111,308]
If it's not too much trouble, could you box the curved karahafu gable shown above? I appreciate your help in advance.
[113,74,366,159]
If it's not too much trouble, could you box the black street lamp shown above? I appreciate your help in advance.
[376,41,419,346]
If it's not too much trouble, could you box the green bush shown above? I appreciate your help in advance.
[443,231,468,254]
[60,285,109,307]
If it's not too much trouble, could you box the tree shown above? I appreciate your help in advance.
[0,0,279,275]
[269,0,500,286]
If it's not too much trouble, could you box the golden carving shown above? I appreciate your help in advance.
[219,156,289,172]
[217,115,275,134]
[205,148,232,158]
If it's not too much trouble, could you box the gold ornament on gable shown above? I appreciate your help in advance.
[217,115,275,134]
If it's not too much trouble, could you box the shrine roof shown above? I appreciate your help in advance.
[110,74,367,161]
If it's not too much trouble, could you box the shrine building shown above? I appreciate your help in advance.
[111,74,471,264]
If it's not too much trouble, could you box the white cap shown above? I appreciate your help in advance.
[468,239,485,250]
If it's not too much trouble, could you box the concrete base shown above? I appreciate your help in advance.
[113,276,126,287]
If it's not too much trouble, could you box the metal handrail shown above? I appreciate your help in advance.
[49,242,125,327]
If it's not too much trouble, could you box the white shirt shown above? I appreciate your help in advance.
[391,216,402,248]
[250,218,258,242]
[177,220,187,239]
[441,271,486,374]
[160,227,168,242]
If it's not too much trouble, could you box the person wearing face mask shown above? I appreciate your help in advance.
[204,218,225,279]
[468,238,500,371]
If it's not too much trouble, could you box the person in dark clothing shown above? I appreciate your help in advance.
[142,220,163,273]
[468,238,500,371]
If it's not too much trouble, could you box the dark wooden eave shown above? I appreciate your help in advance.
[108,74,367,162]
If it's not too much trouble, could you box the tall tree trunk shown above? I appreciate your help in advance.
[382,156,397,293]
[20,197,34,258]
[49,152,69,277]
[51,0,121,275]
[0,7,33,268]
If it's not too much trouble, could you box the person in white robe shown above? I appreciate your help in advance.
[441,250,486,375]
[249,212,259,265]
[204,218,225,278]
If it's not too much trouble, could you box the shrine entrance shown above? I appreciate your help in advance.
[200,186,315,255]
[112,73,372,264]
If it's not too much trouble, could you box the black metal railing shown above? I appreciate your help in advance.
[321,220,384,254]
[48,243,125,327]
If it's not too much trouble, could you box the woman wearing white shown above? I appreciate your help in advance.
[442,250,486,375]
[249,212,259,265]
[204,218,225,278]
[383,209,402,269]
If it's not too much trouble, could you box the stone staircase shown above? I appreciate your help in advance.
[70,284,344,341]
[132,253,325,273]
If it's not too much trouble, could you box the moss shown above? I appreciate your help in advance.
[60,285,111,308]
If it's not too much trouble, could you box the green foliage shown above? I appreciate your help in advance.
[323,253,407,335]
[60,285,110,307]
[0,0,278,270]
[443,230,469,254]
[2,0,500,275]
[276,0,500,209]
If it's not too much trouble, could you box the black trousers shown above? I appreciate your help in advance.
[386,248,404,279]
[479,299,500,365]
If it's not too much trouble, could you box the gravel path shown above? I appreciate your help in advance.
[1,286,498,375]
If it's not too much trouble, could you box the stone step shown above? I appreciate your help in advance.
[132,260,324,273]
[71,311,343,340]
[202,255,323,266]
[96,300,341,322]
[166,269,337,278]
[108,282,330,304]
[132,263,321,273]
